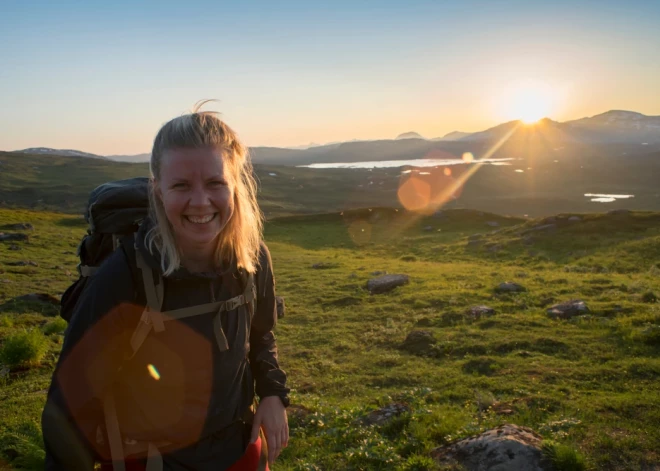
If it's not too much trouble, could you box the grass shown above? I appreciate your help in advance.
[0,206,659,470]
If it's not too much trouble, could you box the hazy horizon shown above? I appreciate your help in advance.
[2,0,659,155]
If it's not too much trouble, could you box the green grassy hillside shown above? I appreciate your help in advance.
[0,207,658,470]
[2,150,660,219]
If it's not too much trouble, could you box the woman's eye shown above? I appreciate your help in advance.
[209,180,226,187]
[172,183,187,189]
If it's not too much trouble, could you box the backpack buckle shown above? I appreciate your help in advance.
[225,295,244,312]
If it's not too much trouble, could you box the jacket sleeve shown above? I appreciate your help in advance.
[248,242,290,405]
[43,248,141,470]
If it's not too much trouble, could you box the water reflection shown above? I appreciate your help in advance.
[585,193,635,203]
[299,157,513,169]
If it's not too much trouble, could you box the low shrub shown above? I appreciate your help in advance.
[42,317,67,335]
[0,329,49,369]
[542,441,587,471]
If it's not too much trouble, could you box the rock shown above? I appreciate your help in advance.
[431,424,552,471]
[5,261,38,267]
[0,279,12,283]
[8,244,21,251]
[522,224,557,235]
[486,221,500,227]
[14,293,60,305]
[547,299,589,319]
[401,330,436,355]
[568,216,582,222]
[311,262,334,269]
[367,274,409,294]
[608,209,631,215]
[370,270,387,276]
[466,305,496,321]
[0,233,29,242]
[362,403,410,426]
[275,296,285,319]
[423,226,433,231]
[0,223,33,230]
[495,282,527,294]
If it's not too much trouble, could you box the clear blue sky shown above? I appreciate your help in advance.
[1,0,659,154]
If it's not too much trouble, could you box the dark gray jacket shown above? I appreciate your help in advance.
[42,222,289,470]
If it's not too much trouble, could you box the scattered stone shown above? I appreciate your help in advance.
[0,367,9,378]
[486,221,500,227]
[423,226,433,231]
[0,279,12,283]
[0,223,33,230]
[311,262,334,269]
[0,233,29,242]
[608,209,631,215]
[568,216,582,222]
[495,282,527,294]
[362,403,410,426]
[14,293,60,305]
[367,274,409,294]
[5,261,38,267]
[466,305,496,321]
[8,244,21,251]
[401,330,436,355]
[370,270,387,276]
[275,296,285,319]
[547,299,589,319]
[431,424,553,471]
[522,223,557,235]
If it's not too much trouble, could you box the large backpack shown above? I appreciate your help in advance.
[59,178,261,471]
[60,177,151,322]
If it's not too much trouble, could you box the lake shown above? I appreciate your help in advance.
[298,157,514,169]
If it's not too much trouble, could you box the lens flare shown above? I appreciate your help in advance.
[347,219,372,245]
[462,152,474,163]
[147,364,161,381]
[443,167,452,176]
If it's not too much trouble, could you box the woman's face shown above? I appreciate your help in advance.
[156,147,235,256]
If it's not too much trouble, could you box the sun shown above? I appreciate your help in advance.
[500,80,556,124]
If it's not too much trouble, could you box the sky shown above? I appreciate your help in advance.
[1,0,659,155]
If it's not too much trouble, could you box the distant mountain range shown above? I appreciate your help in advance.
[10,110,660,165]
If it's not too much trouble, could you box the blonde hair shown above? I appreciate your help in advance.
[147,101,263,275]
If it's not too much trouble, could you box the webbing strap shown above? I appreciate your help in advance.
[79,265,99,277]
[129,274,255,356]
[102,395,126,471]
[134,245,164,332]
[145,443,162,471]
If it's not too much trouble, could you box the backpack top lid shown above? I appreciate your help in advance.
[85,177,150,234]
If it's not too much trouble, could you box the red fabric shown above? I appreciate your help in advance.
[99,437,268,471]
[227,436,268,471]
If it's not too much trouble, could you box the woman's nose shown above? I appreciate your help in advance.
[189,186,212,206]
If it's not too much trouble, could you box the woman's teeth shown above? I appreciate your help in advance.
[186,214,215,224]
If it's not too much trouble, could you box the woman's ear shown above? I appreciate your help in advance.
[151,178,163,201]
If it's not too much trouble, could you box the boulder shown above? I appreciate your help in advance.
[486,221,500,227]
[466,305,496,321]
[495,282,527,294]
[0,233,29,242]
[0,223,33,230]
[431,424,553,471]
[568,216,582,222]
[311,262,334,269]
[275,296,285,319]
[547,300,589,319]
[14,293,60,305]
[423,226,433,231]
[367,274,409,294]
[6,261,38,267]
[362,403,410,426]
[401,330,436,355]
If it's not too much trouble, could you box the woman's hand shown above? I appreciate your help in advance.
[250,396,289,465]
